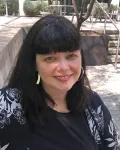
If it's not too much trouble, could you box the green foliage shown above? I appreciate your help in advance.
[0,0,19,15]
[92,3,108,19]
[23,0,35,16]
[7,0,19,15]
[109,4,119,13]
[0,0,5,15]
[92,3,120,20]
[39,0,48,12]
[23,0,48,16]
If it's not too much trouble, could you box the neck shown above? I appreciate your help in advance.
[43,86,69,112]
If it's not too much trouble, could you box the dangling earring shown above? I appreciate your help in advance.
[79,67,84,80]
[36,73,40,85]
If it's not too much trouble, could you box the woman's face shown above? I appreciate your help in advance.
[36,50,82,92]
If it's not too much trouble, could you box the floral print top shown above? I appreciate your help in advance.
[0,88,120,150]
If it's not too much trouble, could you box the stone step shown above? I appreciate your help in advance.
[108,48,120,55]
[107,55,120,63]
[105,30,119,35]
[107,34,119,40]
[80,30,119,35]
[108,41,119,47]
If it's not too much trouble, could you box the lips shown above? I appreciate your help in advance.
[55,74,72,82]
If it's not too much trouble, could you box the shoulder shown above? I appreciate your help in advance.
[89,90,105,110]
[0,87,26,129]
[0,87,22,99]
[85,91,120,149]
[0,87,22,112]
[87,90,111,121]
[86,90,109,122]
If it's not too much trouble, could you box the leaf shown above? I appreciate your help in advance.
[108,142,115,147]
[0,94,4,102]
[118,139,120,145]
[105,138,113,142]
[108,120,114,136]
[89,119,94,128]
[1,143,9,150]
[97,105,102,114]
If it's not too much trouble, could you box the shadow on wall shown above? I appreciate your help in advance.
[81,35,108,66]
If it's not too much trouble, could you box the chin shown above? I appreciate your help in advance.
[57,84,74,92]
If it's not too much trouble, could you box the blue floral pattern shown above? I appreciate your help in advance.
[0,88,26,129]
[85,104,120,149]
[0,109,10,129]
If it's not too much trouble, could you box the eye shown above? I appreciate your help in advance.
[67,54,77,59]
[45,57,56,62]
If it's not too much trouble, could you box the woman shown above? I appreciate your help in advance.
[0,15,119,150]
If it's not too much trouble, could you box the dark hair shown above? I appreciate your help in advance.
[7,15,91,125]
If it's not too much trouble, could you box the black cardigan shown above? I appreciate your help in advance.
[0,88,120,150]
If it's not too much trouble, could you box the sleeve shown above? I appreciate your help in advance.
[0,88,10,149]
[0,88,28,150]
[101,99,120,150]
[92,92,120,150]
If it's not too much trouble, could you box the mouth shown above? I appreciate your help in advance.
[55,74,72,83]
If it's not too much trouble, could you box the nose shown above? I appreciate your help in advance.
[57,60,69,72]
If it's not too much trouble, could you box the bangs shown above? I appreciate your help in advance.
[33,21,81,54]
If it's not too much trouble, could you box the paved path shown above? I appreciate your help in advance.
[87,64,120,135]
[0,16,18,25]
[81,19,120,31]
[1,16,120,31]
[0,16,120,134]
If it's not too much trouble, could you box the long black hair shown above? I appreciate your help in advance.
[7,15,91,125]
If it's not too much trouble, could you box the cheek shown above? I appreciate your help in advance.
[38,66,48,77]
[37,64,55,78]
[72,60,81,72]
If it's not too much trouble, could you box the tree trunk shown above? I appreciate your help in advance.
[72,0,95,30]
[77,18,84,29]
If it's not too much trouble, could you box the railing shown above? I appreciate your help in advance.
[95,0,120,69]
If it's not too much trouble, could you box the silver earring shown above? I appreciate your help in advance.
[36,73,40,85]
[79,67,84,80]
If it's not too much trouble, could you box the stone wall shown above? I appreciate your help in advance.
[81,35,108,66]
[0,27,26,88]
